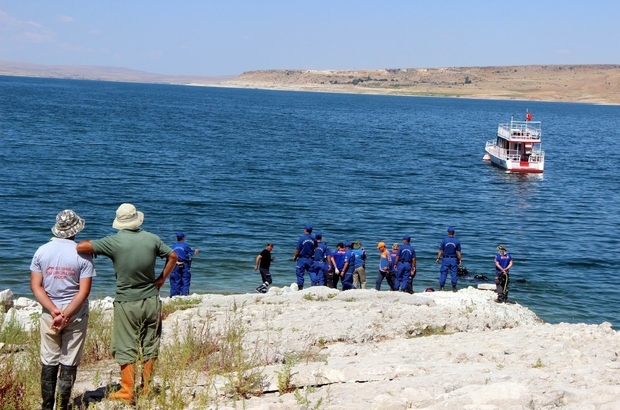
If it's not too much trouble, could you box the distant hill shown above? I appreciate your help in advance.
[3,61,619,104]
[0,60,234,85]
[223,64,620,105]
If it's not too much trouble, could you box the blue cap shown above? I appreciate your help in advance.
[403,235,410,240]
[447,227,455,233]
[305,224,313,231]
[176,232,185,238]
[344,241,351,247]
[315,231,322,238]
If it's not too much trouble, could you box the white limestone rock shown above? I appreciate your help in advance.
[0,289,13,311]
[14,297,38,309]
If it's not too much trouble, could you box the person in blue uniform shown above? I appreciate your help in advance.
[309,232,330,286]
[318,235,332,284]
[330,242,346,289]
[292,224,317,290]
[394,235,416,292]
[170,232,199,296]
[435,227,461,292]
[341,242,356,290]
[494,244,513,303]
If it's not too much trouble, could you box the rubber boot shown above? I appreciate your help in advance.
[452,285,458,293]
[141,358,156,395]
[58,364,78,410]
[109,363,135,402]
[361,282,366,290]
[41,364,59,410]
[325,272,333,288]
[439,286,444,291]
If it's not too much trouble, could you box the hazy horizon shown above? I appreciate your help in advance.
[1,1,619,76]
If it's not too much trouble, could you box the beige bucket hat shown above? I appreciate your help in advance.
[112,203,144,229]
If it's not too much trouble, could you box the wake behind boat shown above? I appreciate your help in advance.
[484,112,545,173]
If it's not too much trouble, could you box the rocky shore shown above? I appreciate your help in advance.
[2,286,620,409]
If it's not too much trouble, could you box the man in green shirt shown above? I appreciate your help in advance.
[77,203,177,402]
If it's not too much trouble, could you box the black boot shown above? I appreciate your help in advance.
[325,272,333,288]
[41,364,59,410]
[58,364,78,410]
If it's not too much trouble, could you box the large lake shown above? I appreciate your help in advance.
[1,76,619,327]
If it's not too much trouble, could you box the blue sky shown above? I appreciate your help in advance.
[0,1,618,76]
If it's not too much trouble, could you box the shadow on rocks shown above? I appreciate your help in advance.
[74,384,164,407]
[73,385,109,407]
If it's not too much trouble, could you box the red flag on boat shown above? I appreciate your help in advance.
[526,112,533,121]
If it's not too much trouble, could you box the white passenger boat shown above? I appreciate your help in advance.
[484,112,544,173]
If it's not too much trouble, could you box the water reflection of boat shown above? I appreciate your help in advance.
[484,111,544,173]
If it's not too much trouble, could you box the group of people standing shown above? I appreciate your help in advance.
[290,225,370,291]
[30,204,182,408]
[286,225,463,294]
[255,224,513,304]
[29,207,513,409]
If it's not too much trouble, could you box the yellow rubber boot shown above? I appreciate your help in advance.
[141,358,157,395]
[109,363,135,402]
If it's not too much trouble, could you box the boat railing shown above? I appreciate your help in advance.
[529,149,545,163]
[498,120,542,140]
[486,140,545,163]
[485,141,520,161]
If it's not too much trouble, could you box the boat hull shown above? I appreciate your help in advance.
[486,152,544,173]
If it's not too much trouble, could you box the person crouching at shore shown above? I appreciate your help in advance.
[77,203,177,403]
[31,210,96,410]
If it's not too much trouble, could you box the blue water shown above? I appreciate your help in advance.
[1,75,619,327]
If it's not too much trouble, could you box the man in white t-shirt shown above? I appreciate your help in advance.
[30,209,96,410]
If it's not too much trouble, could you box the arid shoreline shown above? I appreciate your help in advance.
[223,64,620,105]
[2,60,619,105]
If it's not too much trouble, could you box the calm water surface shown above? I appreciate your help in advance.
[1,76,619,327]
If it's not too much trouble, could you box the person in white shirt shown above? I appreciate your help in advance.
[30,210,95,410]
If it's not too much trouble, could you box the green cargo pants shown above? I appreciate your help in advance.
[111,295,162,365]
